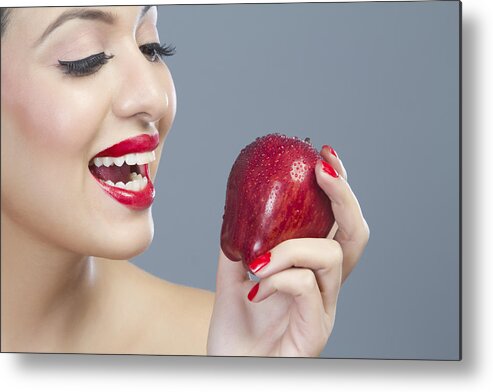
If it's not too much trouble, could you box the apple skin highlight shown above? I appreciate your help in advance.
[220,133,335,270]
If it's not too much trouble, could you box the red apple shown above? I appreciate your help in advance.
[220,133,335,270]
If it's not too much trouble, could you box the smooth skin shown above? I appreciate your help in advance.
[1,6,369,356]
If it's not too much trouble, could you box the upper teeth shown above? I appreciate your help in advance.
[92,151,156,167]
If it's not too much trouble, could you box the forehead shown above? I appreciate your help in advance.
[7,6,152,44]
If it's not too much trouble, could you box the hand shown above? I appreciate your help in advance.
[207,146,369,357]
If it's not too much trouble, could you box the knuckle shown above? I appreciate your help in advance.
[328,240,344,266]
[298,269,317,292]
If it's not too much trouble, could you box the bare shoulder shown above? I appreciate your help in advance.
[93,258,215,355]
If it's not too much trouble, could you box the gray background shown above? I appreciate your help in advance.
[132,1,460,359]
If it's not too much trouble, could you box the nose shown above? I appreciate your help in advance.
[112,46,170,124]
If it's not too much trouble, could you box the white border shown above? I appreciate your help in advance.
[2,0,492,390]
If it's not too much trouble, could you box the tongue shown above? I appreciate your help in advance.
[90,164,133,183]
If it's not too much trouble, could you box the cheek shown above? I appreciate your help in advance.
[1,64,111,251]
[3,68,107,156]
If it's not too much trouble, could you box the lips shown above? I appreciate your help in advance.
[89,133,159,210]
[94,133,159,158]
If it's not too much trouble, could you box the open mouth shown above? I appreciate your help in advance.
[89,133,159,210]
[88,152,155,192]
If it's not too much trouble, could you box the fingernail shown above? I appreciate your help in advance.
[249,251,271,274]
[328,145,338,158]
[322,145,338,158]
[248,283,260,302]
[321,160,339,178]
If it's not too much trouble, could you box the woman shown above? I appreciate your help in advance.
[1,6,369,356]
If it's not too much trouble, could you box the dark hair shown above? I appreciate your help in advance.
[1,8,11,38]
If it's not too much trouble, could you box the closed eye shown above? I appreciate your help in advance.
[58,52,114,77]
[57,41,176,78]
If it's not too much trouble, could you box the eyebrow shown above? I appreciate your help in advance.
[34,5,154,47]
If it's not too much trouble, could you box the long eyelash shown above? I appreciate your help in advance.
[140,42,176,62]
[58,52,114,77]
[155,43,176,57]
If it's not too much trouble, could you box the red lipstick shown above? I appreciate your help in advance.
[93,133,159,158]
[89,133,159,210]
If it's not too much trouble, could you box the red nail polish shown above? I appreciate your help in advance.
[328,146,338,158]
[248,283,260,302]
[249,251,271,274]
[322,145,338,158]
[321,160,339,178]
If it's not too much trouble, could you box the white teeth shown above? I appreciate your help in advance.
[103,176,148,191]
[136,152,155,165]
[127,181,139,191]
[91,151,156,167]
[130,172,143,181]
[125,153,137,165]
[92,151,154,192]
[114,157,125,167]
[136,155,147,165]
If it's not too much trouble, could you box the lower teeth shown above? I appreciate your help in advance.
[104,174,148,191]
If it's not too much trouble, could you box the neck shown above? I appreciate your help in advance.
[1,209,97,351]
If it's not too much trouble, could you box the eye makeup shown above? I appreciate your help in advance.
[139,42,176,62]
[58,52,114,77]
[57,42,176,77]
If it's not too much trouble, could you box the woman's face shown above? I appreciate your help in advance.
[1,6,176,259]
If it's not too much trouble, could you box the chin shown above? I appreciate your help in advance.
[90,213,155,260]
